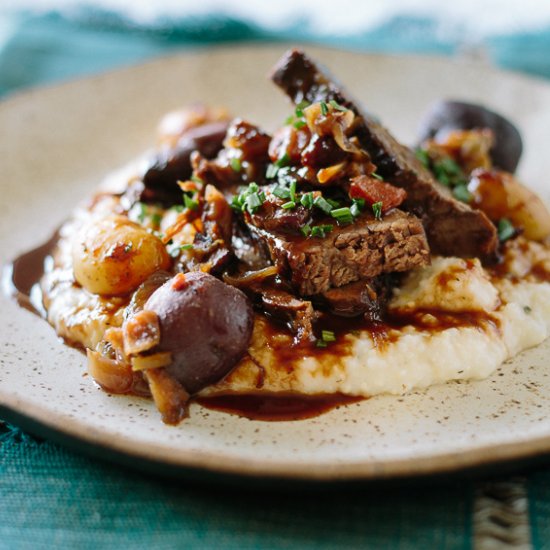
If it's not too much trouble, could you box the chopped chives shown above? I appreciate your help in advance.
[151,213,162,226]
[300,192,314,209]
[275,153,290,168]
[300,224,312,237]
[281,201,296,210]
[295,100,310,117]
[245,193,263,213]
[452,184,472,203]
[230,157,242,172]
[371,172,383,181]
[316,340,328,348]
[350,202,362,218]
[329,99,348,111]
[311,224,333,238]
[266,164,279,179]
[415,148,430,168]
[372,201,383,220]
[272,186,291,199]
[293,119,306,129]
[183,194,199,211]
[320,101,328,116]
[231,182,265,214]
[180,244,193,250]
[497,218,515,242]
[313,196,333,215]
[330,207,354,224]
[137,202,147,223]
[321,330,336,342]
[289,180,297,202]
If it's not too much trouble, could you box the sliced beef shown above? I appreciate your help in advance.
[223,266,316,343]
[260,288,316,342]
[316,278,388,320]
[248,209,430,296]
[271,49,498,260]
[231,219,272,271]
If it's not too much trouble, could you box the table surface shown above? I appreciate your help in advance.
[1,5,550,549]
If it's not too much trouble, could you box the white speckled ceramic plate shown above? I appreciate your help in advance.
[2,45,550,482]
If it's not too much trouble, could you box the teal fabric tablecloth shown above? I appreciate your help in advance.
[2,9,550,549]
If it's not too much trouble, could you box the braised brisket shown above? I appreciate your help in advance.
[247,209,429,296]
[271,49,498,260]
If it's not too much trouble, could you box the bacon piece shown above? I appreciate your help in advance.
[349,175,407,213]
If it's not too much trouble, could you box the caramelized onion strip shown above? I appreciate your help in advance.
[223,265,279,288]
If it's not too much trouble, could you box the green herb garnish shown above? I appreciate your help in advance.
[371,172,383,181]
[415,148,430,168]
[295,100,310,118]
[330,207,354,224]
[266,164,279,179]
[275,153,290,168]
[313,196,333,215]
[230,157,242,172]
[281,201,296,210]
[272,185,291,200]
[293,119,306,130]
[183,194,199,211]
[329,99,348,112]
[316,329,337,348]
[180,244,193,251]
[320,101,329,116]
[452,184,472,203]
[300,224,312,237]
[289,181,297,203]
[350,198,365,218]
[245,192,263,213]
[137,202,147,223]
[433,157,467,188]
[151,213,162,227]
[372,201,383,220]
[300,192,314,209]
[311,224,333,238]
[231,182,265,214]
[497,218,515,242]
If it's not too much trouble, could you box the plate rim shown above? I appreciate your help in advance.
[3,393,550,482]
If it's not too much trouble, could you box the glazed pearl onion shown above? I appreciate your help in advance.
[72,215,171,296]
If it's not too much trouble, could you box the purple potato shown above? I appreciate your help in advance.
[144,271,253,394]
[417,100,522,173]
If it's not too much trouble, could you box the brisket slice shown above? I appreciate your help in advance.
[315,278,389,321]
[270,49,498,260]
[260,288,316,342]
[247,209,430,296]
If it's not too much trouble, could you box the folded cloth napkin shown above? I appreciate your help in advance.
[1,6,550,549]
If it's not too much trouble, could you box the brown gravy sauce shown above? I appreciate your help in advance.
[196,393,362,421]
[4,232,514,422]
[3,232,59,317]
